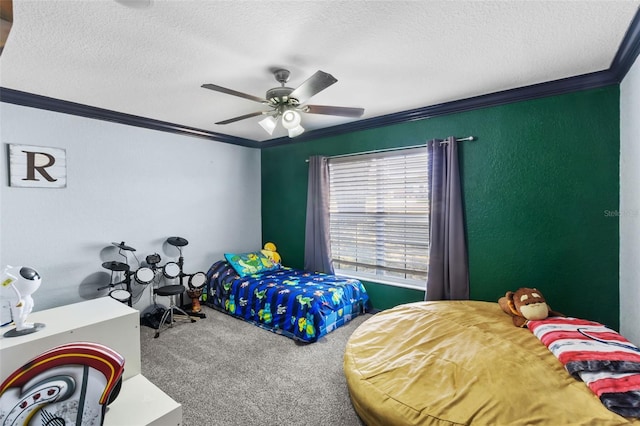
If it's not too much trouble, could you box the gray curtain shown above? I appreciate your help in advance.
[425,137,469,300]
[304,156,335,274]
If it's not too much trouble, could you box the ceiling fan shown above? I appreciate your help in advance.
[201,69,364,138]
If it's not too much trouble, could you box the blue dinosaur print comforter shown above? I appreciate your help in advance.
[204,260,369,342]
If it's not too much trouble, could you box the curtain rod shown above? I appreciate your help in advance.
[305,136,475,162]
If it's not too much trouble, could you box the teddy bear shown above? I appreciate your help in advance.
[498,287,563,327]
[261,242,282,265]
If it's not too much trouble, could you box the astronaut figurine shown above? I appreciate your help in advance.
[1,265,44,336]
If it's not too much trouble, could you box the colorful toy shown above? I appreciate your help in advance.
[498,287,563,327]
[261,242,282,265]
[0,341,125,425]
[1,265,44,336]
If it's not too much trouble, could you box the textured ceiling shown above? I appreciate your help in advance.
[1,0,639,142]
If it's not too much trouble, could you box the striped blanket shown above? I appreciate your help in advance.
[528,317,640,418]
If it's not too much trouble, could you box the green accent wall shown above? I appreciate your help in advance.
[262,86,620,329]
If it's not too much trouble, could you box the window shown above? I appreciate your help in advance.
[328,147,429,290]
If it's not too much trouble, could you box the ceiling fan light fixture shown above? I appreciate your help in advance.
[281,109,301,130]
[202,69,361,139]
[287,124,305,138]
[258,115,278,135]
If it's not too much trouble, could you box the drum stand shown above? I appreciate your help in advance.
[166,237,206,319]
[98,242,138,306]
[151,237,200,338]
[98,262,133,307]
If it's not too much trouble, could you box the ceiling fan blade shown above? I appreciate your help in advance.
[202,83,267,104]
[304,105,365,117]
[289,71,338,104]
[215,111,268,125]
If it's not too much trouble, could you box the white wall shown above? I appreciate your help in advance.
[620,55,640,346]
[0,103,262,314]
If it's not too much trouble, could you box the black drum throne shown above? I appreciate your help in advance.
[153,236,195,338]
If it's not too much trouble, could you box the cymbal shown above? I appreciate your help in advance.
[112,241,136,251]
[167,236,188,247]
[102,261,130,272]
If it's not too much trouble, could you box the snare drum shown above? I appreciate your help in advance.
[109,289,131,304]
[135,267,155,285]
[162,262,181,279]
[189,271,207,289]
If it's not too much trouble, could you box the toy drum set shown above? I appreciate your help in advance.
[99,238,207,313]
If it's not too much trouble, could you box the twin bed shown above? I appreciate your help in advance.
[203,250,369,343]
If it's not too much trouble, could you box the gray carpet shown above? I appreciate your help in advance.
[139,305,369,426]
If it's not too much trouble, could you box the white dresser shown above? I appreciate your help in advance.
[0,297,182,426]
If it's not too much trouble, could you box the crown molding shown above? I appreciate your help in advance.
[610,7,640,82]
[0,88,259,148]
[1,7,638,148]
[260,69,617,147]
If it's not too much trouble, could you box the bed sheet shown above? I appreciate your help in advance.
[204,260,369,342]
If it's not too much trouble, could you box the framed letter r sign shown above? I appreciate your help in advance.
[8,144,67,188]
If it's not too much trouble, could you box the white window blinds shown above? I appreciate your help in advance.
[328,147,429,289]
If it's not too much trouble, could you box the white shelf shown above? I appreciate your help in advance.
[104,374,182,426]
[0,297,182,426]
[0,297,141,381]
